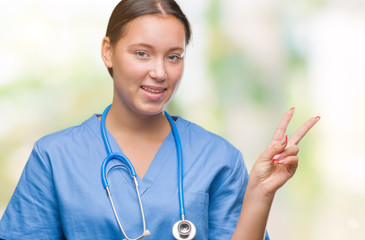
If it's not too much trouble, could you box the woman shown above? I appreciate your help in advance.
[0,0,319,239]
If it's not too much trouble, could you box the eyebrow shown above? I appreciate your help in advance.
[129,43,185,52]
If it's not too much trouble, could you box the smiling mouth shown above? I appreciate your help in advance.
[141,86,166,93]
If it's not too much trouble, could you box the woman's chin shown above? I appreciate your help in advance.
[135,104,167,117]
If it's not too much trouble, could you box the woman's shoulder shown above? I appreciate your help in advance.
[35,114,100,151]
[176,116,247,182]
[176,116,241,156]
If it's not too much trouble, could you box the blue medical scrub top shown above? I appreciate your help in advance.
[0,114,270,240]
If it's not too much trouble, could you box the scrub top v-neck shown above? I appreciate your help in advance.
[0,114,270,240]
[101,115,176,195]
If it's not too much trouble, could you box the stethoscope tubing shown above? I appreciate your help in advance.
[101,104,113,155]
[100,105,149,239]
[100,104,194,239]
[164,112,186,219]
[101,104,186,217]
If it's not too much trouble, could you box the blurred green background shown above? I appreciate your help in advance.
[1,0,365,239]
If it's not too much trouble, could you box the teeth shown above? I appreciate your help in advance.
[141,86,164,93]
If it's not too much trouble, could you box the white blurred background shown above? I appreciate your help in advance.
[1,0,365,239]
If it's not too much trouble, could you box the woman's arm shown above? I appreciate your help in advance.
[232,108,320,240]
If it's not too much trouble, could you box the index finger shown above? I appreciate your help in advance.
[288,116,320,146]
[271,107,295,142]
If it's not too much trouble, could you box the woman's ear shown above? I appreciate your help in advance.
[101,36,113,68]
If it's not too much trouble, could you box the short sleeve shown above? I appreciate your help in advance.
[0,143,65,240]
[208,151,270,240]
[207,151,247,238]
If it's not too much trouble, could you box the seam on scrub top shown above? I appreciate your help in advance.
[122,116,185,194]
[0,231,39,239]
[142,136,175,195]
[83,122,109,157]
[144,116,190,192]
[207,152,246,237]
[210,148,244,195]
[25,142,56,240]
[84,116,108,156]
[84,118,136,189]
[84,118,136,191]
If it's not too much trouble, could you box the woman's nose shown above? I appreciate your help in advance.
[149,59,167,81]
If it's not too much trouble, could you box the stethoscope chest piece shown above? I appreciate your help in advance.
[172,220,196,240]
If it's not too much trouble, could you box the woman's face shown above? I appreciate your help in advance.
[102,14,186,117]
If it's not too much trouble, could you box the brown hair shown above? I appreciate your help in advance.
[105,0,192,76]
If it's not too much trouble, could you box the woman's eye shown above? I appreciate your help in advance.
[168,55,182,62]
[136,51,148,58]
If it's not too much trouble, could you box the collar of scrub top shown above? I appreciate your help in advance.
[100,104,195,240]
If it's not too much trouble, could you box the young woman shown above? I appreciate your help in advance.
[0,0,319,239]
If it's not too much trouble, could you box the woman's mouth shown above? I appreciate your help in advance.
[141,86,166,93]
[140,85,167,101]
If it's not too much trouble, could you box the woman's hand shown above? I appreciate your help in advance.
[232,108,319,240]
[249,107,320,196]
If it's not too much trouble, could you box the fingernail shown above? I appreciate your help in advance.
[290,107,295,112]
[277,159,286,164]
[316,116,321,120]
[272,154,281,161]
[280,135,288,146]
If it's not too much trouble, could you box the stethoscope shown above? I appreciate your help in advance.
[100,105,196,240]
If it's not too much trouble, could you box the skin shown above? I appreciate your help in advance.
[101,12,320,239]
[231,108,320,239]
[101,14,186,178]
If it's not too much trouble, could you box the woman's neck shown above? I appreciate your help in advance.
[105,102,171,142]
[102,101,173,179]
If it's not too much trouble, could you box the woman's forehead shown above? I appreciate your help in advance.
[118,14,186,49]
